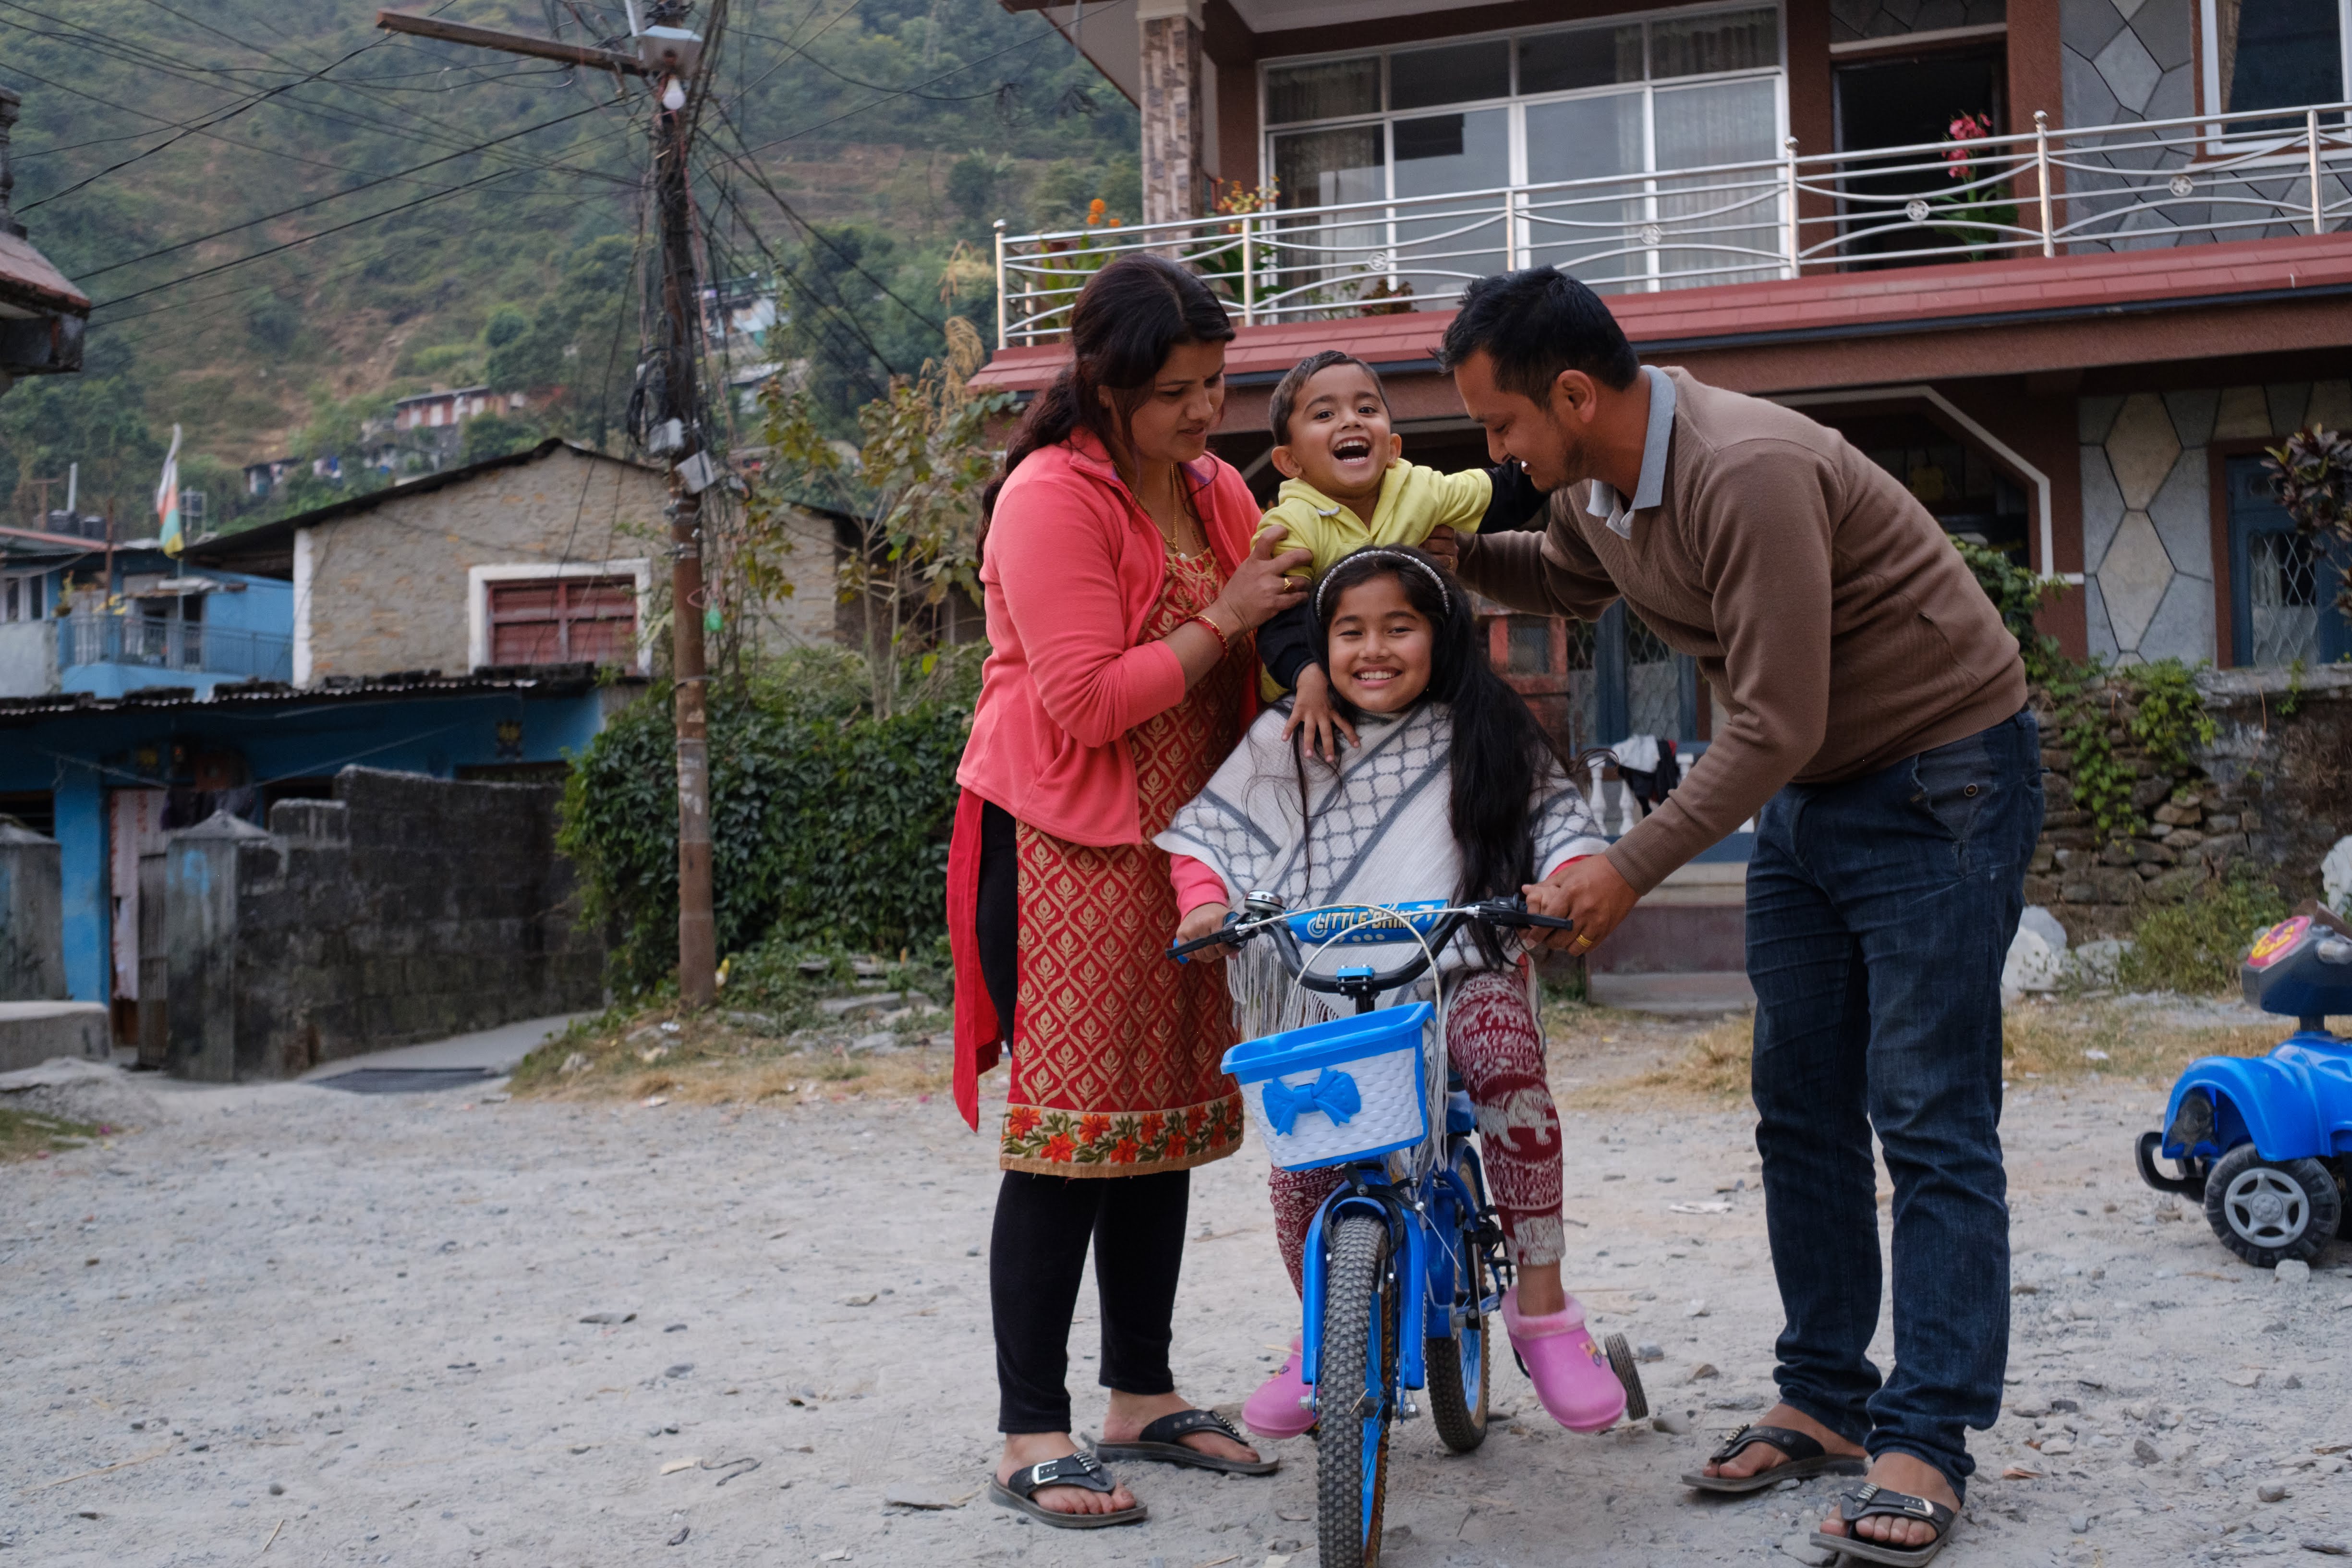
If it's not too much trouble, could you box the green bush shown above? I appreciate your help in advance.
[2118,871,2289,995]
[560,649,973,996]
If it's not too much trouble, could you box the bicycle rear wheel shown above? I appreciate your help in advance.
[1316,1212,1398,1568]
[1424,1148,1490,1453]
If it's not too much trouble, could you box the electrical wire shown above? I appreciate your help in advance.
[727,0,1136,157]
[73,99,620,283]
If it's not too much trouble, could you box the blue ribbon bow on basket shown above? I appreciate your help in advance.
[1262,1068,1363,1135]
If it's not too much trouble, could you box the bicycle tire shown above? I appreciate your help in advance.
[1605,1332,1649,1421]
[1424,1149,1490,1453]
[1317,1212,1398,1568]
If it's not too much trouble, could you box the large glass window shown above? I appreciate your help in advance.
[1261,6,1785,302]
[2210,0,2350,120]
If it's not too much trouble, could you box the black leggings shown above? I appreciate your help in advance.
[977,800,1194,1434]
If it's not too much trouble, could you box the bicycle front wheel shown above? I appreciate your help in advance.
[1317,1212,1398,1568]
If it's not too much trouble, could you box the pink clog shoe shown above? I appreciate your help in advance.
[1242,1336,1314,1439]
[1500,1287,1626,1433]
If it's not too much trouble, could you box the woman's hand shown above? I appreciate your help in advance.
[1281,665,1358,764]
[1212,527,1312,633]
[1172,901,1234,964]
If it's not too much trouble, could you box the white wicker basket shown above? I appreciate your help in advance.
[1221,1003,1434,1172]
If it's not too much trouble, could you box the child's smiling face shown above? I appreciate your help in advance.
[1325,573,1434,714]
[1272,362,1399,505]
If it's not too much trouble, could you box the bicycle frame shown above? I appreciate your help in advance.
[1297,1118,1508,1407]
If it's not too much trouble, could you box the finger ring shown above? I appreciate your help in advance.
[1571,934,1594,951]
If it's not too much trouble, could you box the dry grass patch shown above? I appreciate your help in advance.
[1563,1012,1756,1109]
[1555,998,2314,1109]
[2000,1000,2283,1085]
[511,1003,953,1108]
[0,1105,103,1161]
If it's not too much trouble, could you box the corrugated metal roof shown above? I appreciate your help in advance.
[0,662,643,725]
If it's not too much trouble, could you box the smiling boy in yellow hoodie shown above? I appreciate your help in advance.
[1255,350,1548,758]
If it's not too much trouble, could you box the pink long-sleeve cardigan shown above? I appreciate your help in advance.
[946,430,1261,1129]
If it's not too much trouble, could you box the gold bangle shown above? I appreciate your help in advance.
[1188,613,1230,655]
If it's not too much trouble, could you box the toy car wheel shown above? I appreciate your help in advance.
[2202,1143,2341,1267]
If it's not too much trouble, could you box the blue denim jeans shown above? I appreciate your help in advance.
[1746,708,2042,1497]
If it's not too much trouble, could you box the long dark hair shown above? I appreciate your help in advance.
[1305,546,1564,965]
[981,254,1236,541]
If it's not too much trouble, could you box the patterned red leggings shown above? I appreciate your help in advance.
[1268,967,1565,1295]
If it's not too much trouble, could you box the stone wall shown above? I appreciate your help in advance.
[2079,379,2352,664]
[301,445,668,684]
[2027,664,2352,941]
[165,766,604,1082]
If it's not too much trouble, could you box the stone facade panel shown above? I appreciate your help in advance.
[2104,392,2181,508]
[2099,510,2172,648]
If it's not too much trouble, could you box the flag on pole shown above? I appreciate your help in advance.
[157,424,183,556]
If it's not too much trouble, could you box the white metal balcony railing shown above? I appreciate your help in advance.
[62,614,295,682]
[994,101,2352,348]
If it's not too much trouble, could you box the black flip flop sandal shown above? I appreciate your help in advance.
[986,1452,1147,1530]
[1808,1481,1959,1566]
[1089,1409,1280,1475]
[1680,1424,1868,1494]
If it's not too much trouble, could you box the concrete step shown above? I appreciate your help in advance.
[1588,971,1756,1017]
[0,1000,111,1074]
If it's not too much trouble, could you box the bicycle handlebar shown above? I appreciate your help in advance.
[1168,897,1575,995]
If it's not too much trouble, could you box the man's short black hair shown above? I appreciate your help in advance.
[1438,267,1640,401]
[1269,349,1387,443]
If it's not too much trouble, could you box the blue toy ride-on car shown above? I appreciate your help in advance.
[2136,905,2352,1267]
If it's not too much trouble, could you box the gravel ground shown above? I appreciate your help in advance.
[5,1019,2349,1568]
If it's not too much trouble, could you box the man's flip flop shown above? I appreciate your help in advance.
[986,1453,1147,1529]
[1089,1409,1280,1475]
[1808,1482,1958,1566]
[1680,1424,1867,1494]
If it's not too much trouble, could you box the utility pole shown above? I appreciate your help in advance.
[377,6,720,1009]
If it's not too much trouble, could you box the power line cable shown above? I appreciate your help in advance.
[75,99,617,282]
[728,0,1134,157]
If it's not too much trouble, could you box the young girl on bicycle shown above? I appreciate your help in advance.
[1155,544,1628,1440]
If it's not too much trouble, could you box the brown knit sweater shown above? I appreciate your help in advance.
[1457,366,2028,895]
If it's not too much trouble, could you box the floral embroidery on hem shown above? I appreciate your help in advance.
[1000,1094,1245,1170]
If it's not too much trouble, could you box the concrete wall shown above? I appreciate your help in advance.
[2078,379,2352,665]
[0,821,65,999]
[164,766,605,1082]
[299,446,668,683]
[0,619,56,698]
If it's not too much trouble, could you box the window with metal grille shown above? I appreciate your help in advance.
[487,576,638,666]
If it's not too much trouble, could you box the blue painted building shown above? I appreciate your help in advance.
[0,525,294,700]
[0,667,640,1009]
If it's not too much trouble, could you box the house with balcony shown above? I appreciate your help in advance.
[981,0,2351,1000]
[0,526,294,701]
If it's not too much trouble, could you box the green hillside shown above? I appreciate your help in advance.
[0,0,1136,532]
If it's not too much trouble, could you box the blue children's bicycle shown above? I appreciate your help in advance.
[1173,894,1647,1568]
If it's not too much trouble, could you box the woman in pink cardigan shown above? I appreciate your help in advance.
[946,256,1310,1528]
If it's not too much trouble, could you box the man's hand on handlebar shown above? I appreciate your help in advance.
[1171,901,1234,964]
[1523,855,1639,954]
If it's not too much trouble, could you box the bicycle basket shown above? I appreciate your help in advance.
[1221,1002,1434,1172]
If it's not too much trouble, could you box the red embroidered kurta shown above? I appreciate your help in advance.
[993,547,1250,1175]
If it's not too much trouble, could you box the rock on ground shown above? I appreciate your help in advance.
[1,1053,2346,1565]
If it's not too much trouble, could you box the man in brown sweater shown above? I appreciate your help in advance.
[1435,267,2040,1563]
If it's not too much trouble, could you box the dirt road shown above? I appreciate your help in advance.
[5,1012,2347,1567]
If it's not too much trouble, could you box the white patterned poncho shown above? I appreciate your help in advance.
[1154,700,1608,1038]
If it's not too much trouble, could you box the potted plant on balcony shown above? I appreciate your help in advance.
[1021,198,1123,340]
[1931,112,2021,262]
[1189,179,1276,311]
